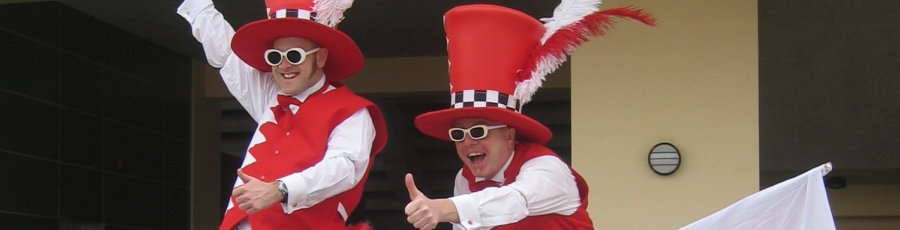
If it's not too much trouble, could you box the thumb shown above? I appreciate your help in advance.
[405,173,420,200]
[237,169,255,183]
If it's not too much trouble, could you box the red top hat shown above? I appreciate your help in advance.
[231,0,363,82]
[414,3,655,144]
[415,5,552,144]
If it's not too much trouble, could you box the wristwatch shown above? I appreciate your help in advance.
[277,180,288,203]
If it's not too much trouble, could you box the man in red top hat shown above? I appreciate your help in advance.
[177,0,387,229]
[403,2,654,230]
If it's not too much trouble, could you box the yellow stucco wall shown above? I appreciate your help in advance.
[570,0,759,228]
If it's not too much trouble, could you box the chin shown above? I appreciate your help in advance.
[280,86,303,95]
[467,167,480,176]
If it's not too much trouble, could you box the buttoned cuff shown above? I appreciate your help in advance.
[449,195,482,229]
[176,0,213,23]
[279,173,309,214]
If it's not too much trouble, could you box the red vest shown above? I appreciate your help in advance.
[220,84,388,230]
[462,142,594,230]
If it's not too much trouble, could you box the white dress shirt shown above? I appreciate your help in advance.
[449,152,582,230]
[177,1,376,229]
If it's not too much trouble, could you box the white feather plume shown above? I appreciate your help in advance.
[539,0,602,43]
[515,0,601,104]
[514,55,563,104]
[517,2,656,105]
[313,0,355,27]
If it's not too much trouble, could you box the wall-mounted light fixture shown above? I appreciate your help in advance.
[648,143,681,175]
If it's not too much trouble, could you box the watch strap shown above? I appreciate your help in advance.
[277,180,288,203]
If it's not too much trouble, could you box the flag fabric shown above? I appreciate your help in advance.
[679,163,836,230]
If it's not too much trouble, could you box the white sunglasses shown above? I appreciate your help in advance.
[448,125,507,142]
[264,47,321,66]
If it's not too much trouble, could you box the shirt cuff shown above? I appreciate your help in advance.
[279,173,309,214]
[176,0,214,23]
[449,195,482,229]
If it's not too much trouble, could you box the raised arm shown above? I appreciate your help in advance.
[176,0,234,67]
[177,0,279,121]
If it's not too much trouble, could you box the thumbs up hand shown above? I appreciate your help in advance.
[405,173,425,201]
[233,169,283,214]
[404,173,459,230]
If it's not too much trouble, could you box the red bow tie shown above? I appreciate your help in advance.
[471,179,502,191]
[277,95,302,108]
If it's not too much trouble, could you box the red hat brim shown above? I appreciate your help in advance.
[231,18,363,82]
[415,107,552,144]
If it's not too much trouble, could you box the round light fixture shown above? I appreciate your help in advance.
[648,143,681,175]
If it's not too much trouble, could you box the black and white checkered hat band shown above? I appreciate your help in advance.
[267,9,316,20]
[451,90,520,112]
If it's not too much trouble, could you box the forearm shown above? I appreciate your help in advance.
[437,198,460,223]
[278,155,366,211]
[448,156,581,229]
[178,0,275,119]
[278,108,375,213]
[176,0,235,67]
[450,188,528,229]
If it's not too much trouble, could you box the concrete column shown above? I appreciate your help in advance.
[191,59,222,230]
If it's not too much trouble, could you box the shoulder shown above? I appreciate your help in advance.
[325,85,373,104]
[523,155,569,168]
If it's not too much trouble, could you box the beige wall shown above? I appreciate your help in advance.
[571,0,759,229]
[346,56,451,94]
[830,184,900,229]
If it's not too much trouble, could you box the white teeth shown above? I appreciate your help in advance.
[283,73,297,79]
[468,152,484,157]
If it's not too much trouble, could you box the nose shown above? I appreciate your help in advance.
[278,56,292,69]
[461,134,479,145]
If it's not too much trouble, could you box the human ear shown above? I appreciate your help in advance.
[316,48,328,68]
[506,128,516,148]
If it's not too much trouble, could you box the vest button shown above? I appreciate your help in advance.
[275,150,279,155]
[261,175,266,180]
[286,132,290,136]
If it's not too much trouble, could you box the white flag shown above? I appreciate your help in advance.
[679,163,836,230]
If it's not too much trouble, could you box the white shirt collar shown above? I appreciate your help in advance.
[474,150,515,185]
[291,75,326,103]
